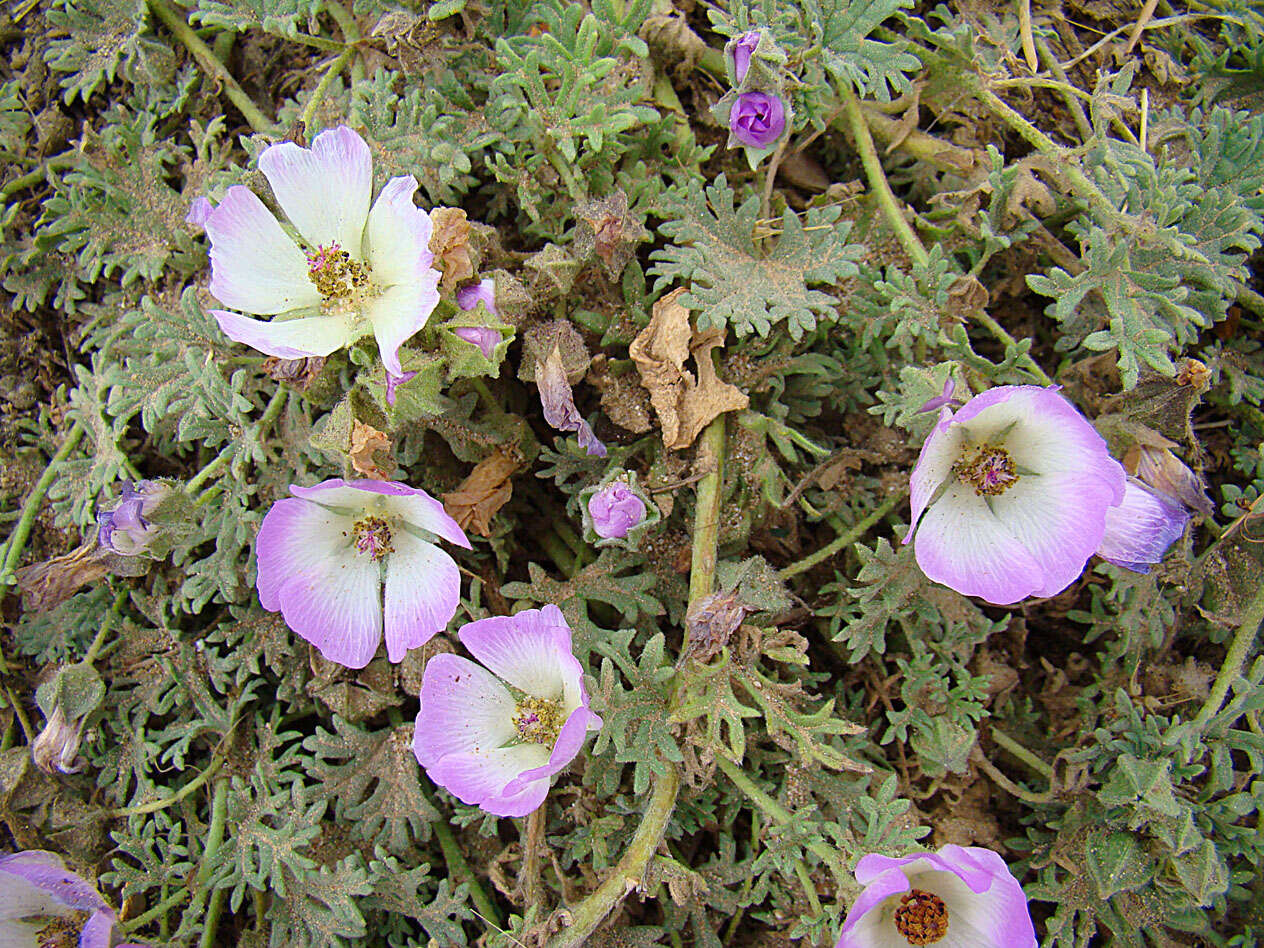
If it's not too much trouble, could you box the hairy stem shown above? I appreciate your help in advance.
[713,755,838,867]
[423,785,504,928]
[1188,582,1264,733]
[120,886,191,931]
[188,777,229,947]
[544,765,681,948]
[147,0,274,133]
[689,415,726,604]
[840,86,929,270]
[0,422,85,584]
[989,726,1055,780]
[301,46,355,128]
[779,490,906,580]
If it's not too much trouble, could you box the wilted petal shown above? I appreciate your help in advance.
[587,482,646,539]
[452,326,500,359]
[538,345,607,457]
[258,126,372,257]
[185,196,214,227]
[1098,479,1190,572]
[456,278,497,315]
[385,369,418,406]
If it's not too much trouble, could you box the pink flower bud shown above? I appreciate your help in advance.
[731,92,786,148]
[587,482,646,539]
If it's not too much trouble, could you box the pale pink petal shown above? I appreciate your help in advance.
[453,326,501,359]
[912,483,1045,604]
[0,920,42,947]
[255,495,383,668]
[1098,479,1190,572]
[458,605,584,707]
[289,478,402,510]
[363,175,437,286]
[835,863,911,948]
[382,491,471,549]
[412,653,516,768]
[383,530,461,662]
[211,310,352,360]
[204,186,319,315]
[989,471,1122,597]
[258,126,372,256]
[907,406,963,533]
[365,278,442,376]
[929,845,1037,947]
[427,744,552,817]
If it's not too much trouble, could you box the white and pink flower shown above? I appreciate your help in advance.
[199,126,441,375]
[836,845,1036,948]
[412,605,602,818]
[908,385,1128,604]
[255,478,470,669]
[0,850,145,948]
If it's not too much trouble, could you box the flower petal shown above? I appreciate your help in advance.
[211,310,352,360]
[1098,479,1190,572]
[504,704,602,794]
[80,909,119,948]
[365,279,442,376]
[383,531,461,662]
[205,186,319,315]
[258,126,372,256]
[363,175,438,287]
[989,471,1121,597]
[0,921,42,948]
[908,406,964,534]
[412,653,516,768]
[835,863,911,948]
[256,496,383,668]
[912,483,1045,605]
[427,744,552,817]
[289,480,470,549]
[458,605,585,708]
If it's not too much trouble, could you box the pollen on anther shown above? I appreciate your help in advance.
[892,889,949,945]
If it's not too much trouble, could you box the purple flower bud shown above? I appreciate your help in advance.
[456,278,497,315]
[730,92,786,148]
[385,369,418,406]
[1097,479,1190,573]
[97,481,166,555]
[186,196,214,227]
[587,482,647,539]
[730,31,762,82]
[453,327,501,359]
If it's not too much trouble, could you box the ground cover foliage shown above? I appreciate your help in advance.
[0,0,1263,944]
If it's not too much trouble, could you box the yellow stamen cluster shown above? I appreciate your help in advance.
[955,444,1018,496]
[512,696,563,745]
[893,889,949,945]
[351,516,394,561]
[306,243,371,300]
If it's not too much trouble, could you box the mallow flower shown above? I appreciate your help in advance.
[256,478,470,668]
[836,844,1036,948]
[908,385,1127,604]
[0,850,145,948]
[731,91,786,148]
[413,605,602,817]
[200,126,441,376]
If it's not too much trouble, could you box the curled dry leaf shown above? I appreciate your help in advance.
[428,207,478,292]
[16,542,114,613]
[630,288,749,450]
[442,447,520,538]
[349,420,396,480]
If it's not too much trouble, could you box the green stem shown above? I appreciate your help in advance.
[83,590,128,664]
[543,765,681,948]
[323,0,360,42]
[688,416,726,604]
[840,86,929,270]
[0,422,84,583]
[302,46,355,128]
[973,309,1055,386]
[186,450,229,495]
[713,755,837,866]
[779,491,905,580]
[120,886,190,932]
[989,726,1054,780]
[288,30,345,52]
[107,738,232,817]
[147,0,274,133]
[1187,582,1264,733]
[188,777,229,947]
[425,789,504,928]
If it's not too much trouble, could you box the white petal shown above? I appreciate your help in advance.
[458,605,580,706]
[211,310,353,360]
[383,531,461,662]
[909,409,966,532]
[366,278,441,376]
[383,492,470,549]
[413,654,516,767]
[0,920,41,947]
[258,126,372,257]
[363,175,437,286]
[205,186,320,315]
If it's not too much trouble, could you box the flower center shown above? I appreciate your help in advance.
[893,889,949,945]
[512,696,563,745]
[955,444,1018,496]
[38,915,84,948]
[351,516,393,560]
[306,243,371,300]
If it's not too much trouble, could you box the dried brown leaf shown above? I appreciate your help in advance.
[350,420,395,479]
[630,289,749,450]
[441,448,520,538]
[428,207,477,291]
